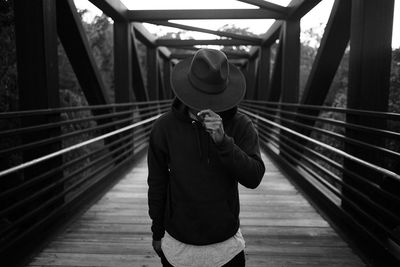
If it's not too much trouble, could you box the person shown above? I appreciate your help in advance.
[147,48,265,267]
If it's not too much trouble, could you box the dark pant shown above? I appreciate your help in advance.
[161,250,245,267]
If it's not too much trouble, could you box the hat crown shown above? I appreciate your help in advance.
[188,49,229,94]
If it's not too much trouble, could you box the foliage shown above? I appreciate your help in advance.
[0,0,18,112]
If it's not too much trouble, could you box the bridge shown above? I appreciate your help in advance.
[1,0,399,266]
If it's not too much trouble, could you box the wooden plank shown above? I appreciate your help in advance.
[27,151,364,266]
[127,9,287,21]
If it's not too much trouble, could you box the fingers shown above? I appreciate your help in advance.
[197,109,217,118]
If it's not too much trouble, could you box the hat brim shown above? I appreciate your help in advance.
[171,56,246,112]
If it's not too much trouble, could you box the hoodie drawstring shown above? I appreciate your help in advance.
[192,121,203,159]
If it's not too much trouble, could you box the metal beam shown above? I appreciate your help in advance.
[162,58,174,99]
[114,21,134,103]
[147,21,262,43]
[147,47,159,100]
[132,22,156,47]
[127,9,287,21]
[244,57,257,100]
[88,0,128,21]
[281,20,300,104]
[236,0,288,14]
[14,0,59,110]
[56,0,110,105]
[156,39,259,47]
[343,1,396,263]
[267,38,282,102]
[288,0,322,20]
[260,21,282,46]
[261,0,321,45]
[300,0,351,106]
[256,45,271,100]
[130,28,148,101]
[170,51,250,60]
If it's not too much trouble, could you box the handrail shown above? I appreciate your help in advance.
[0,99,172,118]
[239,108,400,183]
[240,102,400,139]
[0,114,161,178]
[242,99,400,120]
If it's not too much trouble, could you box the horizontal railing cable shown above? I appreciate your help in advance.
[0,103,169,138]
[257,125,400,245]
[256,123,400,224]
[239,108,400,183]
[242,100,400,120]
[241,102,400,140]
[0,99,172,119]
[0,114,161,178]
[0,145,136,251]
[241,104,400,161]
[0,131,137,199]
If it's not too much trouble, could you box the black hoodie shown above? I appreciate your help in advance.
[147,99,265,245]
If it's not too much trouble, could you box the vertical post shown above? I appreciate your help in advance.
[114,20,134,159]
[163,58,173,99]
[147,46,159,101]
[15,0,59,109]
[158,61,166,100]
[245,57,257,100]
[131,29,148,101]
[280,19,300,158]
[281,20,300,105]
[114,21,133,103]
[267,36,283,102]
[256,45,271,101]
[343,0,394,231]
[12,0,62,261]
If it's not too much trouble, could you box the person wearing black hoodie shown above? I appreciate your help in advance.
[147,49,265,267]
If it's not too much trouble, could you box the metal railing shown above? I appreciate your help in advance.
[240,100,400,263]
[0,100,171,263]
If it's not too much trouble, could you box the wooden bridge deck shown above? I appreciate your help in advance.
[28,152,365,267]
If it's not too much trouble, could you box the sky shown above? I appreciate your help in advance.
[74,0,400,49]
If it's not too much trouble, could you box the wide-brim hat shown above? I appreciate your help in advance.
[171,48,246,112]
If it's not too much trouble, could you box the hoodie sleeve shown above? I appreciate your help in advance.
[147,120,169,241]
[215,115,265,189]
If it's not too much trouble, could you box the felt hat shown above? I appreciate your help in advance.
[171,48,246,112]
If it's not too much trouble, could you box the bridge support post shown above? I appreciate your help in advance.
[114,21,134,103]
[244,56,257,100]
[343,0,396,263]
[147,46,159,101]
[11,0,63,263]
[114,20,135,159]
[279,19,300,160]
[256,45,271,101]
[162,58,173,99]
